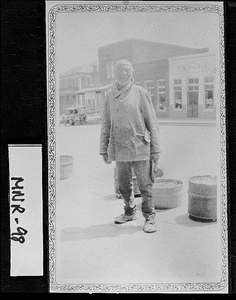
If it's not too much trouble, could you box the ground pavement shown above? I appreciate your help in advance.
[53,121,224,289]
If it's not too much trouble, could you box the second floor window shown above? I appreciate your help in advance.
[81,76,86,88]
[86,76,92,86]
[106,61,115,80]
[75,77,79,87]
[204,76,214,109]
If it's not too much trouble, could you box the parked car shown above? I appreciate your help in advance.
[61,106,87,126]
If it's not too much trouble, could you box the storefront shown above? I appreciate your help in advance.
[168,53,217,119]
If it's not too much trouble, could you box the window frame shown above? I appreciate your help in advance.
[204,76,215,111]
[86,76,91,86]
[81,76,86,88]
[173,79,183,110]
[106,61,115,80]
[106,62,111,80]
[144,80,155,103]
[157,79,166,111]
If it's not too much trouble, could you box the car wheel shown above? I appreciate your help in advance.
[66,119,73,126]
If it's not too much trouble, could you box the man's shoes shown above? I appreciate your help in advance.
[143,220,157,233]
[114,213,137,224]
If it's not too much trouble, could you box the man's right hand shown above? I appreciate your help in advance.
[102,154,112,164]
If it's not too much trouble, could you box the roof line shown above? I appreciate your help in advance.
[98,37,206,51]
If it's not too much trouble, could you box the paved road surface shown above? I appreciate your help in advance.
[52,121,225,291]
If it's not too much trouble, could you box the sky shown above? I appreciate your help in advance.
[54,3,221,74]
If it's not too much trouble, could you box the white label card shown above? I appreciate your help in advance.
[8,145,43,276]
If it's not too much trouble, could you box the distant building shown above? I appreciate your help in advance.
[59,38,217,120]
[98,38,208,82]
[98,38,216,119]
[168,52,217,119]
[59,64,99,114]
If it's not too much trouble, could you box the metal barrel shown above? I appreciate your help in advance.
[188,175,217,221]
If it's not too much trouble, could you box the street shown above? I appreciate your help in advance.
[54,120,223,288]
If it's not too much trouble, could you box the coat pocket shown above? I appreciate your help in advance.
[144,129,151,143]
[131,134,150,155]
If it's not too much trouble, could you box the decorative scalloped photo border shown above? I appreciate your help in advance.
[47,2,227,293]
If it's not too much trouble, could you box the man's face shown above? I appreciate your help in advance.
[115,63,133,86]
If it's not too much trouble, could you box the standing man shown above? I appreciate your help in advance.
[99,59,161,233]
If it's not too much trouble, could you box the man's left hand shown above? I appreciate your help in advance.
[151,153,164,177]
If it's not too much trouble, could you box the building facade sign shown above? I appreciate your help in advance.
[169,53,217,120]
[172,59,215,75]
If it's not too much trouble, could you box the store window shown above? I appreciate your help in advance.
[204,77,214,109]
[144,81,155,102]
[174,79,182,109]
[157,80,166,110]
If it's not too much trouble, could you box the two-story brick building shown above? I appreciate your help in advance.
[97,38,215,119]
[59,38,217,120]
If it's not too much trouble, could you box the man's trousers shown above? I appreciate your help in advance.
[116,160,156,221]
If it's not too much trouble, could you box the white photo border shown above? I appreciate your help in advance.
[47,2,227,293]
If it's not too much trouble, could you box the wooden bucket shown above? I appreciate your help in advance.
[152,179,183,209]
[188,175,217,221]
[60,155,74,180]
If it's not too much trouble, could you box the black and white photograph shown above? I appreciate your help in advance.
[46,1,228,293]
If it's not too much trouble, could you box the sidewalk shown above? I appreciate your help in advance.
[157,117,216,127]
[55,123,223,288]
[57,173,221,285]
[85,115,217,127]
